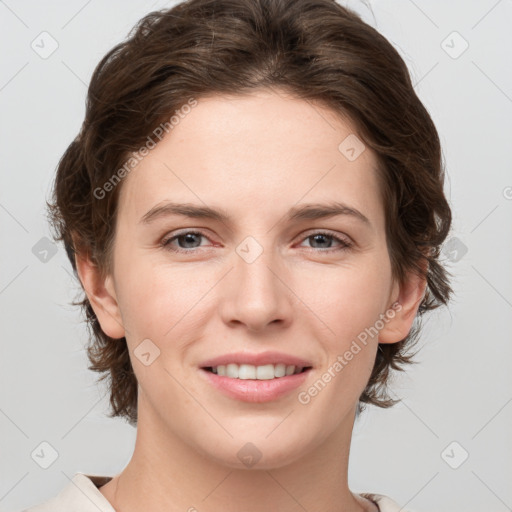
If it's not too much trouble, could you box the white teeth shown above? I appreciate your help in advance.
[239,364,256,379]
[210,363,306,380]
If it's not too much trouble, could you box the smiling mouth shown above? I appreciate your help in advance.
[202,363,312,380]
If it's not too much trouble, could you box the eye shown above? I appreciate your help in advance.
[160,229,353,254]
[161,230,212,253]
[297,231,353,252]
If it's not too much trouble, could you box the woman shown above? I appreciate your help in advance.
[26,0,452,510]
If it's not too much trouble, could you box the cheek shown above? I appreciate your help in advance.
[116,258,214,345]
[296,258,391,341]
[294,259,390,400]
[297,267,386,413]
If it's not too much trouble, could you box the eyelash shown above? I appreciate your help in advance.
[160,230,353,254]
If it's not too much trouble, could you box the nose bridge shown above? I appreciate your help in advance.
[221,234,292,330]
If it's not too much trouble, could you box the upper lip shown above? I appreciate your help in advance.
[200,351,313,368]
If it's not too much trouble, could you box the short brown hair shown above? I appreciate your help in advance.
[47,0,453,426]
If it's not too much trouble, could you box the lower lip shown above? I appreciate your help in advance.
[199,368,311,402]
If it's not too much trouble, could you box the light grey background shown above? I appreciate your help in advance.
[1,1,511,511]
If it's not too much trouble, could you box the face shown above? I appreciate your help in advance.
[81,88,422,470]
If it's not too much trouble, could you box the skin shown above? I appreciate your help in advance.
[75,87,426,512]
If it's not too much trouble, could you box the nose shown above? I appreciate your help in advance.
[219,241,294,333]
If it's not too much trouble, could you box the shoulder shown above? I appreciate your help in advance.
[21,473,115,512]
[359,492,420,512]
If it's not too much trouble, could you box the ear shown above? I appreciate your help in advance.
[378,263,428,344]
[74,250,126,340]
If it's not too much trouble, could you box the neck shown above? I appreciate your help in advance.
[101,399,373,512]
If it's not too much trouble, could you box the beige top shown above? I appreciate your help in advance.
[22,473,411,512]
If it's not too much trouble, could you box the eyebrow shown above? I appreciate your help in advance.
[139,201,371,227]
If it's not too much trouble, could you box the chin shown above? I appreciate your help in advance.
[200,435,314,471]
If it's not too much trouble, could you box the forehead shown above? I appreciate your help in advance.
[117,89,383,228]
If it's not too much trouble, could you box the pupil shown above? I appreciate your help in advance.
[180,233,200,248]
[311,234,330,248]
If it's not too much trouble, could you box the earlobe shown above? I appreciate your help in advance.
[378,268,427,344]
[74,252,126,340]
